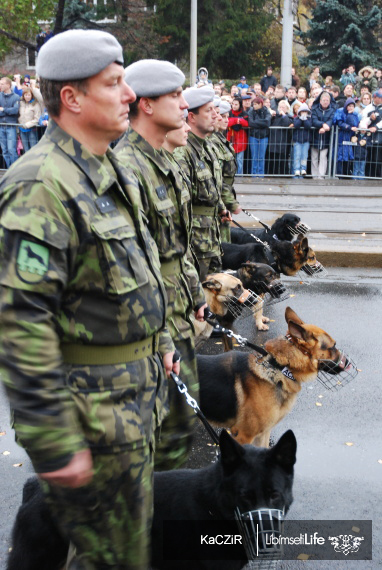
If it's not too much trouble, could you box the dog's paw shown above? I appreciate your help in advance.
[257,323,269,331]
[262,316,270,323]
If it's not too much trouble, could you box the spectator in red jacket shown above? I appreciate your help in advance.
[227,97,249,174]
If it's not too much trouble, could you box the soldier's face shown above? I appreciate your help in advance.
[219,112,229,130]
[166,119,191,148]
[194,102,217,135]
[78,63,136,138]
[149,88,188,131]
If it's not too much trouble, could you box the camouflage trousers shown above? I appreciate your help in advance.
[220,221,231,243]
[42,446,153,570]
[154,336,198,471]
[197,256,223,282]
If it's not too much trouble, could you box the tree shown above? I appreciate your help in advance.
[299,0,382,75]
[152,0,275,79]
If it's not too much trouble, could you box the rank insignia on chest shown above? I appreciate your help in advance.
[95,196,117,214]
[155,185,167,200]
[16,240,49,284]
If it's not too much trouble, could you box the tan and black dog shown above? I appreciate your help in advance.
[192,272,255,351]
[198,306,351,447]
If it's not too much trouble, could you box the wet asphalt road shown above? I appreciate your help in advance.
[1,267,381,569]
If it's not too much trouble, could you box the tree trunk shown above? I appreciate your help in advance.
[54,0,66,35]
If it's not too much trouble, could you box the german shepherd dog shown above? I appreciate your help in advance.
[198,306,350,448]
[192,272,256,351]
[7,430,297,570]
[231,213,304,245]
[222,233,317,277]
[236,262,284,331]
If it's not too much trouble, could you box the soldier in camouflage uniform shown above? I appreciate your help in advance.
[210,100,242,242]
[0,31,178,570]
[114,61,207,471]
[174,87,230,281]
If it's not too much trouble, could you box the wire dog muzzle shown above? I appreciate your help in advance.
[287,221,311,236]
[298,261,328,284]
[264,280,290,306]
[235,507,283,564]
[224,289,264,319]
[317,351,359,391]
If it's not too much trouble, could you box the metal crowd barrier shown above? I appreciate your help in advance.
[1,123,381,181]
[0,122,47,171]
[231,125,382,180]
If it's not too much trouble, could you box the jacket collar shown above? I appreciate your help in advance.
[188,130,207,154]
[125,126,171,176]
[45,120,119,196]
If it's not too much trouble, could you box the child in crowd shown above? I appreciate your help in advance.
[292,103,312,177]
[351,127,371,179]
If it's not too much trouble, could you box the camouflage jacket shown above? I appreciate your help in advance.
[210,132,239,212]
[0,120,173,472]
[174,131,224,259]
[115,128,205,341]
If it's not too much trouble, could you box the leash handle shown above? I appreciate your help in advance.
[242,209,271,231]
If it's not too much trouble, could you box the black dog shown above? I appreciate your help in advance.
[8,430,296,570]
[231,213,303,245]
[222,234,316,277]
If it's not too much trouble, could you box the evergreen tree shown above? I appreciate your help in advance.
[151,0,274,79]
[299,0,382,75]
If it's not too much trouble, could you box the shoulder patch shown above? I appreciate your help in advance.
[16,240,49,284]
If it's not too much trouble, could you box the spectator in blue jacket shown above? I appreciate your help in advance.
[0,76,20,168]
[310,91,336,178]
[333,98,359,177]
[248,97,271,176]
[292,103,312,177]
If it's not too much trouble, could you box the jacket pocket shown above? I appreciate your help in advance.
[91,216,148,295]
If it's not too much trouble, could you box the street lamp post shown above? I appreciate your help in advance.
[280,0,294,88]
[190,0,197,86]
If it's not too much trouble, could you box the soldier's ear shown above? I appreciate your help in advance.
[138,97,154,117]
[60,85,82,115]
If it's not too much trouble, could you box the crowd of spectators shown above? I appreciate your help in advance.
[2,62,382,179]
[219,65,382,179]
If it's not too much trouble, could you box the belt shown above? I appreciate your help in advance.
[192,205,217,216]
[61,333,160,365]
[160,257,183,277]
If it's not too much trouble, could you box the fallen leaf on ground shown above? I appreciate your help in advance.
[318,394,323,398]
[2,451,10,455]
[297,554,310,560]
[12,463,22,468]
[345,442,354,446]
[290,294,296,297]
[352,526,360,533]
[315,402,322,407]
[378,460,382,464]
[0,431,5,437]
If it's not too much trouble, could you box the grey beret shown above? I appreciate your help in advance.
[183,86,214,110]
[213,96,221,107]
[219,101,231,115]
[36,30,123,80]
[124,60,185,97]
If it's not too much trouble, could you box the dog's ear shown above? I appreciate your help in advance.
[202,278,222,291]
[300,237,309,255]
[285,307,304,325]
[219,429,245,475]
[288,320,313,342]
[269,430,297,471]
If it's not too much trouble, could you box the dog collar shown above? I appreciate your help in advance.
[268,356,297,382]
